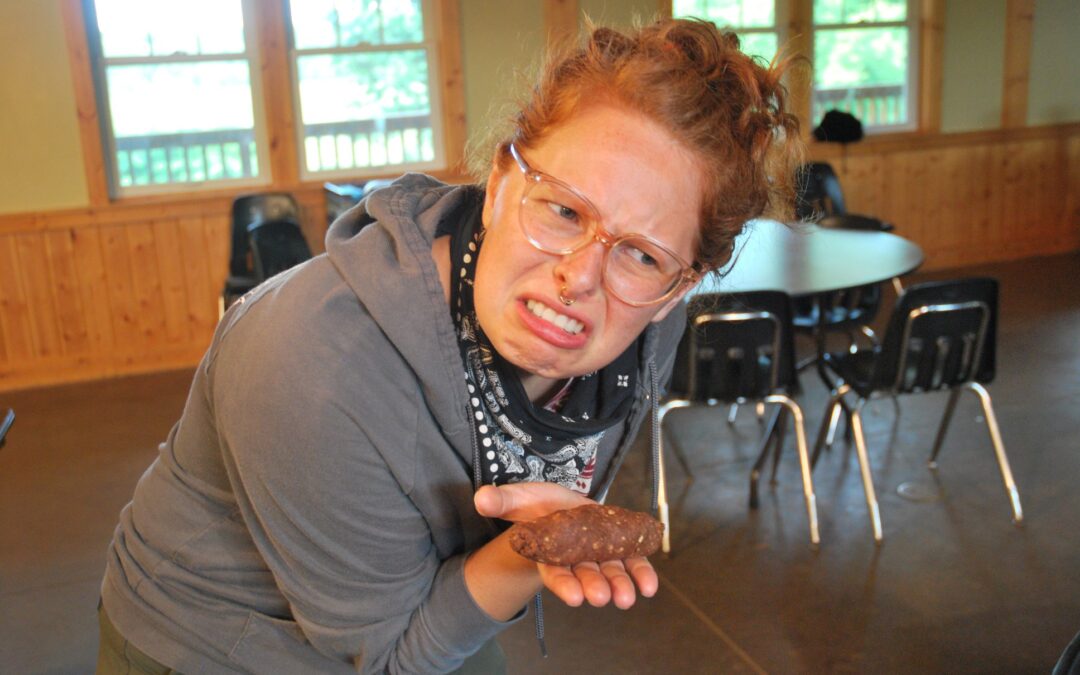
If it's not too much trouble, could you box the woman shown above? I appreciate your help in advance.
[98,17,801,674]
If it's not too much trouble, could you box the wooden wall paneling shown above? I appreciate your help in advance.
[295,187,329,255]
[937,146,968,250]
[966,143,993,251]
[985,141,1009,253]
[99,224,141,360]
[70,227,115,358]
[1067,135,1080,246]
[15,234,62,361]
[44,229,91,358]
[125,223,168,354]
[204,216,232,306]
[176,216,217,343]
[0,236,35,370]
[150,219,193,344]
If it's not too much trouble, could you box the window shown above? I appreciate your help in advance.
[812,0,917,131]
[86,0,267,194]
[286,0,443,178]
[672,0,778,62]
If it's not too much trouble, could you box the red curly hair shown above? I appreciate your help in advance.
[476,18,804,272]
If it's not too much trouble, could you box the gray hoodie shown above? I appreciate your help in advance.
[101,175,685,674]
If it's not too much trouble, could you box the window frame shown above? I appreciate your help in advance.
[83,0,273,198]
[284,0,447,181]
[671,0,784,63]
[810,0,920,134]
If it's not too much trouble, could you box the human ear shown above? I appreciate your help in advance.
[482,154,508,228]
[649,281,699,323]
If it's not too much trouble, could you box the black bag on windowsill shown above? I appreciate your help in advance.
[813,110,864,144]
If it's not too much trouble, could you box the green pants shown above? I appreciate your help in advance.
[97,603,506,674]
[97,603,178,674]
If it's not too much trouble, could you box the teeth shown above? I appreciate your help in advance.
[526,299,584,335]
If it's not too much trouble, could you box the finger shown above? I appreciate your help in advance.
[538,564,584,607]
[572,562,612,607]
[474,483,592,521]
[599,560,637,609]
[624,557,659,598]
[473,485,508,518]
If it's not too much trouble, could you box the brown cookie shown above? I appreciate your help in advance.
[507,503,664,565]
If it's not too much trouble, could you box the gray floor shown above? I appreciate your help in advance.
[2,253,1079,674]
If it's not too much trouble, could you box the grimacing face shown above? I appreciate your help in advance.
[472,104,704,391]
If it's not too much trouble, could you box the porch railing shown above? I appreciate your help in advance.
[114,129,258,187]
[111,113,435,188]
[812,84,906,128]
[302,113,434,173]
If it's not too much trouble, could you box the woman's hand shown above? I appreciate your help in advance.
[472,483,659,611]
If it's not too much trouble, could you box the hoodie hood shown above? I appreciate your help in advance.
[325,174,480,462]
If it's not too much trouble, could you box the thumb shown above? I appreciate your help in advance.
[473,484,510,518]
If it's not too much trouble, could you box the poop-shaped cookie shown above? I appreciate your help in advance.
[508,504,663,565]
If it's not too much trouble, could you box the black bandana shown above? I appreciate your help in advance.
[448,193,639,494]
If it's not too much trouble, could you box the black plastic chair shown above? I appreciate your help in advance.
[1054,628,1080,675]
[793,162,899,364]
[0,408,13,450]
[795,162,892,230]
[813,277,1023,543]
[658,291,820,551]
[248,220,312,280]
[222,193,308,315]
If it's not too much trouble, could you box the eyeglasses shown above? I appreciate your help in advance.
[509,142,701,307]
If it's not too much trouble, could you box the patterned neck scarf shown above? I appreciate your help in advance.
[448,196,639,495]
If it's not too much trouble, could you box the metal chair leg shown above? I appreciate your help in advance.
[929,387,963,467]
[824,397,844,448]
[657,400,692,553]
[749,405,783,509]
[965,382,1023,523]
[812,386,846,468]
[765,394,820,546]
[769,408,787,485]
[848,400,883,543]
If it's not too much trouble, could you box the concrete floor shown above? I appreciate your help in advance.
[2,253,1078,674]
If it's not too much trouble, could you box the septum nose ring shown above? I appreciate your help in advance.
[558,286,576,306]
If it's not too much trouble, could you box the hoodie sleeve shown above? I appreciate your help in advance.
[207,273,513,674]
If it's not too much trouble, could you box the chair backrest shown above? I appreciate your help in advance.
[248,220,312,280]
[873,277,998,393]
[795,162,847,220]
[669,291,798,403]
[230,193,301,277]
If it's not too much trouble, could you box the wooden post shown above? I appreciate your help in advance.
[435,0,468,178]
[786,0,814,135]
[253,0,301,186]
[1002,0,1035,129]
[918,0,945,133]
[544,0,580,49]
[60,0,110,206]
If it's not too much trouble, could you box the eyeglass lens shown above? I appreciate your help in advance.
[520,177,684,304]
